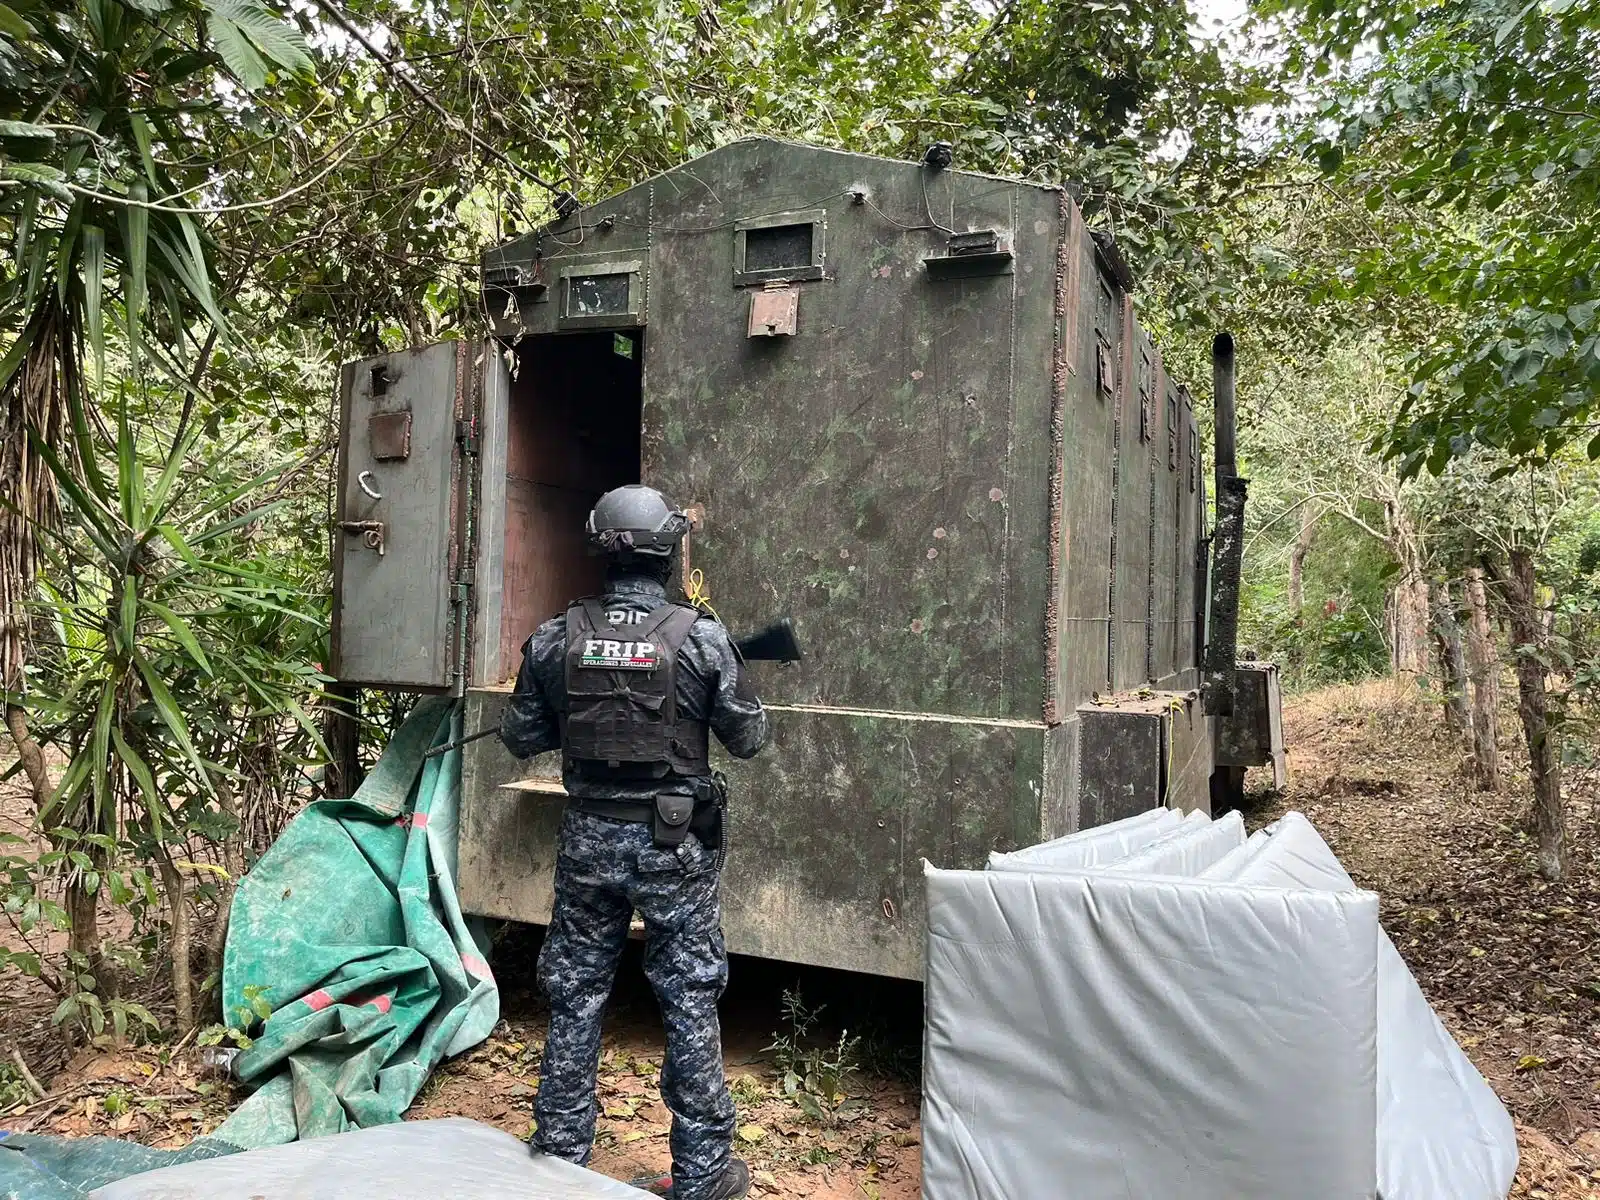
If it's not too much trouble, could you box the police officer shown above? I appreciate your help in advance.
[501,484,767,1200]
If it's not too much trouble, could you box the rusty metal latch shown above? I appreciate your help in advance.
[340,520,386,556]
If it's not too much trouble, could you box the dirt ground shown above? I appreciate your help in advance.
[404,945,924,1199]
[5,677,1600,1197]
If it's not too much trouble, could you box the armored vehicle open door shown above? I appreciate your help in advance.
[331,341,501,691]
[332,325,648,694]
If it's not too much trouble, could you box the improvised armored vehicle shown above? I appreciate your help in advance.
[329,137,1284,979]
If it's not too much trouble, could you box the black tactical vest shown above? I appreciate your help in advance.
[561,599,710,780]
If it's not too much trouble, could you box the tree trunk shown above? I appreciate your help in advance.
[1289,507,1317,614]
[157,853,194,1034]
[1429,580,1470,738]
[1388,573,1429,673]
[204,775,244,1019]
[323,682,363,799]
[1504,550,1565,882]
[1464,567,1500,792]
[66,877,100,962]
[4,703,49,806]
[10,707,106,989]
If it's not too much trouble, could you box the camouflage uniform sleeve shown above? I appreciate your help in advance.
[500,614,566,760]
[699,618,769,759]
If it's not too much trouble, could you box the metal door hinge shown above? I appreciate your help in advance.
[455,419,478,456]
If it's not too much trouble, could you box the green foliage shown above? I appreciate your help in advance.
[0,0,312,381]
[764,988,861,1125]
[23,393,325,842]
[1263,0,1600,471]
[0,1063,32,1108]
[196,1021,255,1049]
[0,830,64,981]
[52,949,160,1042]
[1242,537,1394,689]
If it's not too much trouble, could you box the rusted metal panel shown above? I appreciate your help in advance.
[1215,662,1287,789]
[458,689,564,924]
[635,139,1057,720]
[1076,690,1211,828]
[747,284,800,336]
[461,687,1044,980]
[1111,312,1154,689]
[1053,202,1115,716]
[368,410,413,461]
[469,348,511,687]
[1165,692,1213,815]
[1171,386,1198,684]
[719,707,1044,979]
[1043,196,1072,726]
[1043,718,1081,839]
[1076,702,1163,828]
[1150,360,1180,683]
[331,342,466,690]
[1266,663,1287,787]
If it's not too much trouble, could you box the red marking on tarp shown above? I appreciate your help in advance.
[371,993,392,1014]
[408,810,429,829]
[461,953,491,979]
[393,814,409,828]
[304,989,333,1012]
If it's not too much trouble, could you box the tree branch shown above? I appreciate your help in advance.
[310,0,566,197]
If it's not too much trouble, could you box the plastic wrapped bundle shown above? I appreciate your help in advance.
[1100,809,1244,876]
[1210,814,1518,1200]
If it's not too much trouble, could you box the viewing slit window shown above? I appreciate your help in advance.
[1094,276,1117,340]
[1188,413,1199,493]
[557,259,642,327]
[1166,389,1179,469]
[1138,347,1154,443]
[1093,272,1118,399]
[734,209,825,285]
[745,224,814,273]
[568,273,630,316]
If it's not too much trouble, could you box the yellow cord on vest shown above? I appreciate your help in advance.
[686,568,722,624]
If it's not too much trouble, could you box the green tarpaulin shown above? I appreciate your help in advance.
[217,695,499,1146]
[0,697,500,1196]
[0,1133,236,1199]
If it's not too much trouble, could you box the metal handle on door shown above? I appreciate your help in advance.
[358,470,383,500]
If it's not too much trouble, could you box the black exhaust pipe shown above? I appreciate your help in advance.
[1203,333,1248,716]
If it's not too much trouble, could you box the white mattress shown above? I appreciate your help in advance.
[987,806,1181,872]
[923,865,1380,1199]
[922,809,1516,1200]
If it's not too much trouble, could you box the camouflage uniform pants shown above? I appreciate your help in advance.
[534,808,734,1200]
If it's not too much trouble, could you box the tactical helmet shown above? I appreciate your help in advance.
[585,485,689,558]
